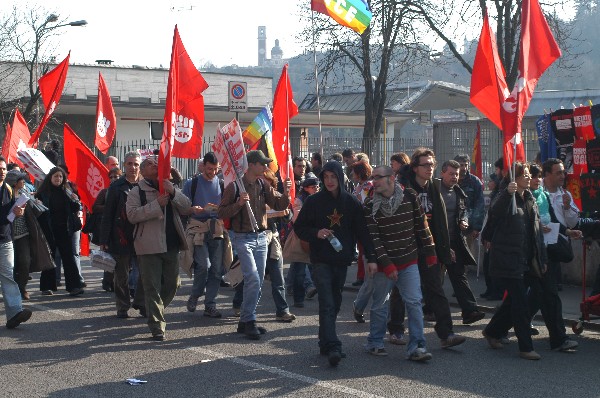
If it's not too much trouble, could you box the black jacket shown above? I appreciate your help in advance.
[488,188,547,279]
[99,176,137,255]
[0,183,14,244]
[443,181,476,266]
[294,161,376,267]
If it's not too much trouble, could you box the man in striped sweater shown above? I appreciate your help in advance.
[362,165,436,361]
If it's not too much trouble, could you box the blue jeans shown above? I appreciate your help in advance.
[191,236,223,308]
[354,268,375,313]
[231,231,268,322]
[366,265,425,356]
[313,262,347,353]
[0,242,23,320]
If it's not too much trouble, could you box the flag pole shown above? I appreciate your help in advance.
[311,10,324,160]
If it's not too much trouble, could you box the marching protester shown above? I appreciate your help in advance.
[36,166,85,296]
[126,156,191,341]
[100,152,146,318]
[454,154,485,248]
[363,165,436,361]
[439,160,485,325]
[0,157,33,328]
[218,150,291,340]
[182,152,226,318]
[482,162,544,360]
[294,160,377,366]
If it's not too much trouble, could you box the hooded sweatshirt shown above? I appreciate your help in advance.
[294,161,376,266]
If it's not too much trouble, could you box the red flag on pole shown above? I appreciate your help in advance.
[95,72,117,154]
[63,123,109,210]
[29,53,70,146]
[2,109,31,166]
[160,26,180,193]
[471,122,483,180]
[470,12,509,131]
[272,64,299,202]
[500,0,561,167]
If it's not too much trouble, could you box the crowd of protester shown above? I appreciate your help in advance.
[1,144,597,367]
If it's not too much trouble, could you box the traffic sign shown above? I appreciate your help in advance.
[228,81,248,113]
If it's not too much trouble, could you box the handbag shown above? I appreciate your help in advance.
[282,230,311,264]
[546,234,574,263]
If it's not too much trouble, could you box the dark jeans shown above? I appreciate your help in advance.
[290,262,309,305]
[13,236,31,294]
[447,240,478,316]
[313,262,347,353]
[484,277,533,352]
[526,261,567,349]
[387,286,405,335]
[397,259,453,339]
[233,255,290,316]
[40,228,83,292]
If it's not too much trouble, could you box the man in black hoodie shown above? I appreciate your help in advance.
[294,161,377,366]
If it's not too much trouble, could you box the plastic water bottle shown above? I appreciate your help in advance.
[327,234,343,252]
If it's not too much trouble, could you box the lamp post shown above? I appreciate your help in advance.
[23,14,87,122]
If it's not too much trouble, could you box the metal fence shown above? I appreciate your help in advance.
[433,118,541,182]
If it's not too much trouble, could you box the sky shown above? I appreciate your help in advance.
[3,0,307,68]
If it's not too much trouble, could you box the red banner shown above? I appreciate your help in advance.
[29,53,70,146]
[272,64,298,202]
[95,73,117,154]
[63,124,109,210]
[2,110,30,167]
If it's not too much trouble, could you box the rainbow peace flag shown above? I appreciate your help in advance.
[243,107,272,147]
[311,0,372,34]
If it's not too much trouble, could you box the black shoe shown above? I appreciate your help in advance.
[351,279,364,287]
[320,348,347,358]
[328,350,342,366]
[102,280,114,292]
[244,321,262,340]
[152,333,165,341]
[69,288,84,296]
[220,279,231,288]
[6,309,32,329]
[116,310,129,319]
[462,311,486,325]
[530,326,540,336]
[237,321,266,335]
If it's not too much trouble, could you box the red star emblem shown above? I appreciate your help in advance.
[588,186,597,199]
[327,208,343,227]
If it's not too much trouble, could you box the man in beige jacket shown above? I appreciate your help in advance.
[126,157,191,341]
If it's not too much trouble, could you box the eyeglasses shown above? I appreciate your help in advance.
[372,174,392,181]
[418,163,436,168]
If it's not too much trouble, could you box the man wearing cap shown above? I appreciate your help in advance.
[218,150,291,340]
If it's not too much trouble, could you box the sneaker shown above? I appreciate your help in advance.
[276,312,296,322]
[187,295,199,312]
[441,334,466,348]
[203,307,222,318]
[305,287,318,299]
[553,339,579,352]
[482,331,503,349]
[328,350,342,366]
[408,347,432,362]
[462,311,485,325]
[233,307,241,317]
[42,290,53,296]
[520,350,541,360]
[320,348,347,358]
[388,332,407,345]
[367,347,388,356]
[69,288,84,296]
[352,302,365,323]
[6,309,32,329]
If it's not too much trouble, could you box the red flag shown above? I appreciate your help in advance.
[471,123,483,180]
[29,53,70,146]
[2,109,31,167]
[170,28,208,159]
[95,73,117,154]
[80,213,90,256]
[500,0,561,167]
[272,64,299,202]
[470,12,509,131]
[63,123,109,210]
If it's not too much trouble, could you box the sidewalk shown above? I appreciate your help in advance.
[342,263,600,333]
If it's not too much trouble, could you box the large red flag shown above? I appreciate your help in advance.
[470,12,509,131]
[63,123,109,210]
[500,0,561,166]
[95,72,117,154]
[29,53,70,146]
[2,110,31,165]
[169,28,208,159]
[272,64,299,202]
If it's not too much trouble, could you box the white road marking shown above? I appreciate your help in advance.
[187,346,386,398]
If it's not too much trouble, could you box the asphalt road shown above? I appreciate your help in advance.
[1,266,600,398]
